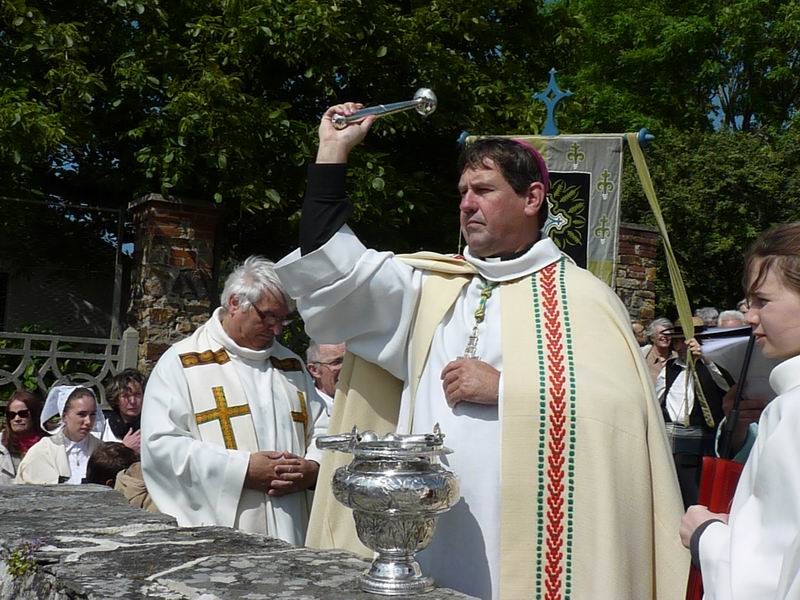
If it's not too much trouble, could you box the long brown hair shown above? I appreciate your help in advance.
[2,389,46,456]
[744,222,800,298]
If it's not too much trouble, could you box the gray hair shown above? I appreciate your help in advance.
[306,341,323,364]
[645,317,673,340]
[306,341,346,364]
[220,256,295,314]
[718,310,747,326]
[694,307,719,327]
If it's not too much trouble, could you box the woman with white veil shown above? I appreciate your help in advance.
[16,386,104,484]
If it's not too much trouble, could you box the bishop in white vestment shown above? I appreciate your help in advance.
[141,258,329,545]
[275,105,689,600]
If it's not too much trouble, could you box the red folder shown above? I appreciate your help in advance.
[685,456,744,600]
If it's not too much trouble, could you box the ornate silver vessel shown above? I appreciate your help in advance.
[317,425,459,595]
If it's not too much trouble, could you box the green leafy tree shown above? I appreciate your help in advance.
[621,128,800,314]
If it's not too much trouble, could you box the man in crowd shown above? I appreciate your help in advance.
[656,317,730,507]
[306,341,346,416]
[631,320,647,346]
[694,306,720,327]
[141,256,328,544]
[275,103,687,599]
[717,309,747,328]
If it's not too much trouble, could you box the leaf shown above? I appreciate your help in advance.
[214,192,223,203]
[135,3,144,14]
[375,45,387,58]
[164,151,174,163]
[371,177,385,191]
[13,16,24,26]
[217,154,227,169]
[265,188,281,203]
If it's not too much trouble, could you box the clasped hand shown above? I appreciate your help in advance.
[441,358,500,407]
[245,451,319,497]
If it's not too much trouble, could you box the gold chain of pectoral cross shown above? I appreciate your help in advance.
[461,277,500,360]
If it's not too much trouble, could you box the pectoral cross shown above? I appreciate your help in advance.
[195,386,251,450]
[462,326,481,359]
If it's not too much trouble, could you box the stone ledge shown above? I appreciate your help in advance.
[0,485,474,600]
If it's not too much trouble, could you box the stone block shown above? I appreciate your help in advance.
[0,485,474,600]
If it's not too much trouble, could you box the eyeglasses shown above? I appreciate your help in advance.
[251,304,293,328]
[7,409,30,419]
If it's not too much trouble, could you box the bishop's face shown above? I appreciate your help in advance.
[458,160,544,258]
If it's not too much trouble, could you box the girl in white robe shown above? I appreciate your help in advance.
[680,222,800,599]
[16,387,102,485]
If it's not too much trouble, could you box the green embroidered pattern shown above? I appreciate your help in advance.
[558,259,577,597]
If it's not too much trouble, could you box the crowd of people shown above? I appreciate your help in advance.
[1,101,798,599]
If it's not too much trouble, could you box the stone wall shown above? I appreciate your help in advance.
[127,194,220,373]
[0,484,473,600]
[614,222,660,322]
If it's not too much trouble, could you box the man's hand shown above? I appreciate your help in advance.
[686,338,706,362]
[441,359,500,408]
[316,103,377,164]
[270,452,319,497]
[243,451,302,492]
[680,505,728,548]
[121,428,141,454]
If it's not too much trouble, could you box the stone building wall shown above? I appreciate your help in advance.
[614,222,659,322]
[127,194,220,373]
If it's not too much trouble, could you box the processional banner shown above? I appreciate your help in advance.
[475,134,624,286]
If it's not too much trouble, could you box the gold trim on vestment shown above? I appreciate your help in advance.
[179,348,231,368]
[195,386,251,450]
[270,356,304,371]
[292,391,308,440]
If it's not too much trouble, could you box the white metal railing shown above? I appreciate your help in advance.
[0,327,138,409]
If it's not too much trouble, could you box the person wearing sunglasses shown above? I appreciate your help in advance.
[1,390,46,484]
[141,255,329,545]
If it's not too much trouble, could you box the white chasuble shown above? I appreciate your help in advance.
[141,308,328,545]
[276,226,688,600]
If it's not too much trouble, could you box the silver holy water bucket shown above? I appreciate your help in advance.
[316,425,459,595]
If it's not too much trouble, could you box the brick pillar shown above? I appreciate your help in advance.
[614,222,659,322]
[127,194,220,373]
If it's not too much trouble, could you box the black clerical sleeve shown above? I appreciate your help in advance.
[300,163,352,255]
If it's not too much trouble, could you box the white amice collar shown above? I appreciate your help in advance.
[64,435,90,454]
[463,236,564,282]
[769,354,800,396]
[207,307,274,362]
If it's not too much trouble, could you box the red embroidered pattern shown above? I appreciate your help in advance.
[541,262,567,600]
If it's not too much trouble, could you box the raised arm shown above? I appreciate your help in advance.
[300,103,377,254]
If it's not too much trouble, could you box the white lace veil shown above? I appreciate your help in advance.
[41,385,106,436]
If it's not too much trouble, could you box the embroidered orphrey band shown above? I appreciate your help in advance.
[269,356,304,371]
[291,391,308,440]
[179,348,230,368]
[532,260,576,600]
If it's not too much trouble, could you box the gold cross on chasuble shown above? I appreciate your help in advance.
[292,391,308,440]
[195,386,251,450]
